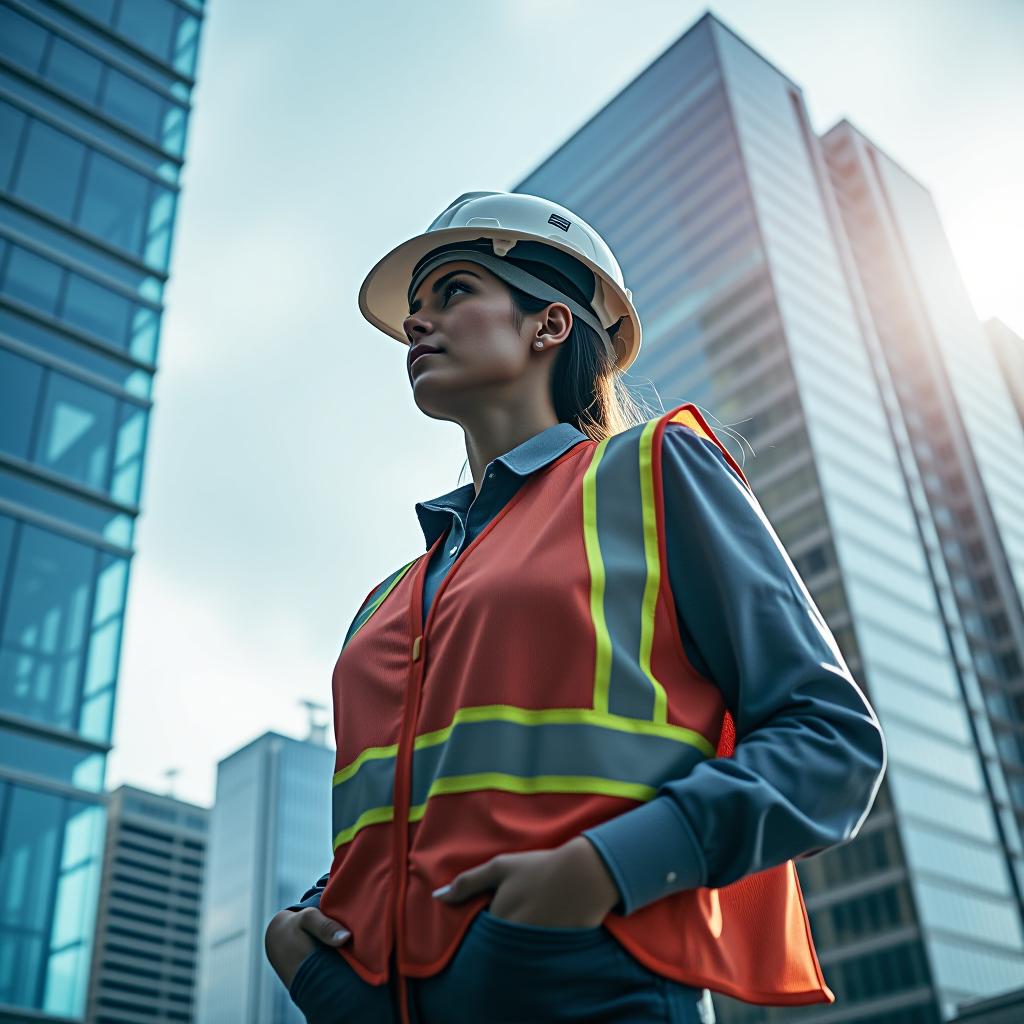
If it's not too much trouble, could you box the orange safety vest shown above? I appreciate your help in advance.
[319,401,835,1011]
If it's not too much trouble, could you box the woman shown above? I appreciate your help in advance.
[265,191,887,1024]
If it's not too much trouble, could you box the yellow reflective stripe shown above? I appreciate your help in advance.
[345,559,417,647]
[583,438,613,713]
[332,805,394,851]
[332,741,398,786]
[638,419,668,724]
[413,773,657,810]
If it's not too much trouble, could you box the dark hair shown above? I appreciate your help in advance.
[504,257,659,442]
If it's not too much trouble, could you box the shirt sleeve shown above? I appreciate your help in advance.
[285,872,330,912]
[582,424,887,915]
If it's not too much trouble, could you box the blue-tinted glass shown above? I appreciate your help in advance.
[160,103,187,156]
[129,304,159,361]
[64,0,115,24]
[0,349,44,459]
[0,7,48,73]
[171,9,201,77]
[143,186,175,269]
[0,305,152,399]
[0,101,28,189]
[0,784,62,1007]
[3,245,63,314]
[0,516,12,579]
[110,402,147,504]
[44,38,104,105]
[0,524,95,730]
[35,373,116,491]
[0,726,104,791]
[13,120,86,221]
[101,68,161,139]
[0,466,132,543]
[77,151,147,254]
[62,273,131,346]
[92,551,127,623]
[115,0,174,62]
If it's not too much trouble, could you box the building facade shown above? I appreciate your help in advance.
[984,318,1024,435]
[195,731,335,1024]
[0,1,204,1019]
[514,11,1024,1023]
[85,784,208,1024]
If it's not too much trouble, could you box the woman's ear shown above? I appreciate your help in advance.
[536,302,573,348]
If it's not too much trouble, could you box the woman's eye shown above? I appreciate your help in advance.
[442,280,466,305]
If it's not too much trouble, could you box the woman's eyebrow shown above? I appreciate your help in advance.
[409,269,481,315]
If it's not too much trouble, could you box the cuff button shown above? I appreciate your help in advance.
[665,871,678,884]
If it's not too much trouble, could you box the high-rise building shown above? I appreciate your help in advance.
[85,784,208,1024]
[514,11,1024,1023]
[195,730,334,1024]
[820,120,1024,885]
[983,318,1024,434]
[0,1,205,1019]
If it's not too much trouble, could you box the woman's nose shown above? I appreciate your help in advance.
[403,312,431,343]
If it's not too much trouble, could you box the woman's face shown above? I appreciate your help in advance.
[403,259,561,422]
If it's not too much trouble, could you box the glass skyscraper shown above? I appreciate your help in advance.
[196,731,334,1024]
[0,1,204,1019]
[515,11,1024,1023]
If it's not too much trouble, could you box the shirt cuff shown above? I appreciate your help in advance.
[285,890,324,912]
[582,796,706,915]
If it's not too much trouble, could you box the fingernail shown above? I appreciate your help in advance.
[333,929,350,943]
[432,884,451,898]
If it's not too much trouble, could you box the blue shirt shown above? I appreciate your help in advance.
[290,420,886,916]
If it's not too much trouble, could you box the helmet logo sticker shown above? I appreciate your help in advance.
[547,213,571,232]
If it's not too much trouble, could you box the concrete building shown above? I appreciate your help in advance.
[514,10,1024,1023]
[85,784,208,1024]
[195,730,334,1024]
[0,1,205,1019]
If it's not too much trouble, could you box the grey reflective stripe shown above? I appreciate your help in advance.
[584,419,669,723]
[331,706,713,851]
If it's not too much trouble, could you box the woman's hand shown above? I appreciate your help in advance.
[264,907,351,989]
[432,836,621,927]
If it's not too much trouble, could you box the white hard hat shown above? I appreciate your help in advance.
[358,191,642,372]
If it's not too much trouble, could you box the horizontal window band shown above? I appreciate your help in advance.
[331,709,712,850]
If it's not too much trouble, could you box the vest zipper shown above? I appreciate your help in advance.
[392,631,425,1024]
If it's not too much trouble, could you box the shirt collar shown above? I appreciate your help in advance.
[415,422,589,549]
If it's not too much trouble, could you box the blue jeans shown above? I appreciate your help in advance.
[289,909,716,1023]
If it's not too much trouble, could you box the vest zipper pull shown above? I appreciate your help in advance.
[412,635,423,661]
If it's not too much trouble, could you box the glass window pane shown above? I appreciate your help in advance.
[65,0,115,24]
[44,39,103,105]
[0,349,44,459]
[0,726,104,791]
[13,120,86,221]
[0,6,48,73]
[0,524,95,730]
[143,186,175,269]
[34,373,116,490]
[115,0,174,62]
[129,304,159,362]
[110,403,147,504]
[101,68,162,138]
[0,101,28,188]
[3,245,63,315]
[62,273,131,347]
[160,102,187,156]
[77,152,147,254]
[171,9,200,77]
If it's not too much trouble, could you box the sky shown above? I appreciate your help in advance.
[103,0,1024,809]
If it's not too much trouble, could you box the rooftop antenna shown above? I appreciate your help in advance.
[299,698,329,746]
[163,767,180,798]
